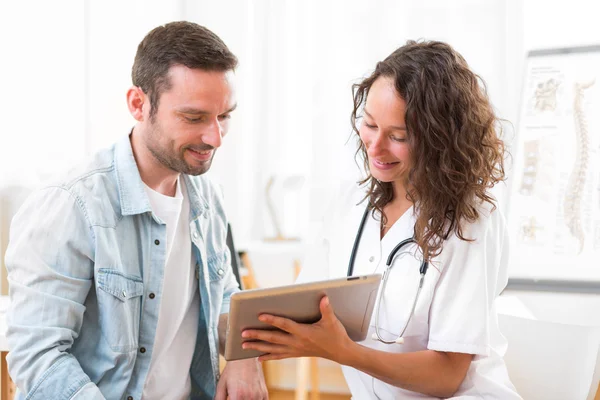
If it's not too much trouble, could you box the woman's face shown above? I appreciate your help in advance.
[359,76,413,188]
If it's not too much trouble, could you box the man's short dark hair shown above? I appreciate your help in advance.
[132,21,238,119]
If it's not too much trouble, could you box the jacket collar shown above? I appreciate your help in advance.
[113,134,210,218]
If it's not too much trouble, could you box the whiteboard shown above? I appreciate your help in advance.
[507,45,600,282]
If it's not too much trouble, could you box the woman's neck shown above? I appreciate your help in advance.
[381,188,413,239]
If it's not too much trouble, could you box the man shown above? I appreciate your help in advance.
[5,21,267,400]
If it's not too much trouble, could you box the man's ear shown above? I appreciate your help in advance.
[126,86,147,122]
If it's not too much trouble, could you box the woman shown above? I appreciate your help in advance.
[242,41,521,399]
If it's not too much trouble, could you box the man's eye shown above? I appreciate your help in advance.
[185,117,204,123]
[218,114,231,121]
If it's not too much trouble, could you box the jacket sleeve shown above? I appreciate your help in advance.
[5,186,106,400]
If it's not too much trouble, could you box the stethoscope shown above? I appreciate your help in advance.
[347,205,429,345]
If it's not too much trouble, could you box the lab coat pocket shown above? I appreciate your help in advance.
[96,268,144,352]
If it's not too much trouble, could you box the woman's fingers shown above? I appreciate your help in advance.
[242,328,291,345]
[319,296,337,322]
[258,314,301,334]
[242,340,289,355]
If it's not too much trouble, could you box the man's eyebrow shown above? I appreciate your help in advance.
[176,107,209,115]
[176,103,238,115]
[363,109,406,131]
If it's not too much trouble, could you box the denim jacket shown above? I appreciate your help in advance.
[5,134,239,400]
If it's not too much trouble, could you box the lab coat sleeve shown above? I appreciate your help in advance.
[427,206,509,357]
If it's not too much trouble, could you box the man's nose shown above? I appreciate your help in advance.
[202,120,223,148]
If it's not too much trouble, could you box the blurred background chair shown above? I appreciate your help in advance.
[498,296,600,400]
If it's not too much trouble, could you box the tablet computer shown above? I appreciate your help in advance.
[224,274,381,361]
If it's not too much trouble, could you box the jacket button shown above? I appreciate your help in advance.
[140,347,146,353]
[154,239,160,245]
[127,397,133,400]
[149,293,155,299]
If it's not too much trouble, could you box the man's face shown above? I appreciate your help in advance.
[143,65,236,176]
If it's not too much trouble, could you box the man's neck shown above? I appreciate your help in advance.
[130,126,179,197]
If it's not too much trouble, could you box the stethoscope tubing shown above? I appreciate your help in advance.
[348,205,429,345]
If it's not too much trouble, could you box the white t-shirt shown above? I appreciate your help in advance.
[298,183,522,399]
[142,177,200,400]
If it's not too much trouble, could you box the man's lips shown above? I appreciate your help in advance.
[187,148,213,161]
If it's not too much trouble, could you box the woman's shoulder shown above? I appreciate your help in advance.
[474,199,507,236]
[434,198,508,265]
[455,198,506,238]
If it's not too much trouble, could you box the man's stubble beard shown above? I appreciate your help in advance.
[145,119,215,176]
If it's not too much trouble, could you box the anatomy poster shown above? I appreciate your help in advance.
[508,46,600,281]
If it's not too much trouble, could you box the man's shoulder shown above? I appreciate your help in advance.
[41,144,120,222]
[47,144,116,192]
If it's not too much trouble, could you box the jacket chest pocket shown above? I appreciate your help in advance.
[207,250,228,282]
[206,250,228,303]
[96,269,144,352]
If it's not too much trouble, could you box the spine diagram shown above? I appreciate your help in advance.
[564,80,595,253]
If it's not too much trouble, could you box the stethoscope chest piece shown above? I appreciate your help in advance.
[371,333,404,344]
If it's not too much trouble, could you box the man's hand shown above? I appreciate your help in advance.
[215,358,268,400]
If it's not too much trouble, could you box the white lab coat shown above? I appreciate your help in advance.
[298,183,522,399]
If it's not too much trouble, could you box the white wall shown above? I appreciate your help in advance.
[523,0,600,51]
[0,0,187,186]
[86,0,186,153]
[0,1,86,187]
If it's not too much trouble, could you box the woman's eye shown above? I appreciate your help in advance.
[391,136,407,143]
[364,122,376,129]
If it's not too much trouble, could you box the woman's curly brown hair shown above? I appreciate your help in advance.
[351,40,506,260]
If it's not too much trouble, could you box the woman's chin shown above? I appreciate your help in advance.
[370,172,394,183]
